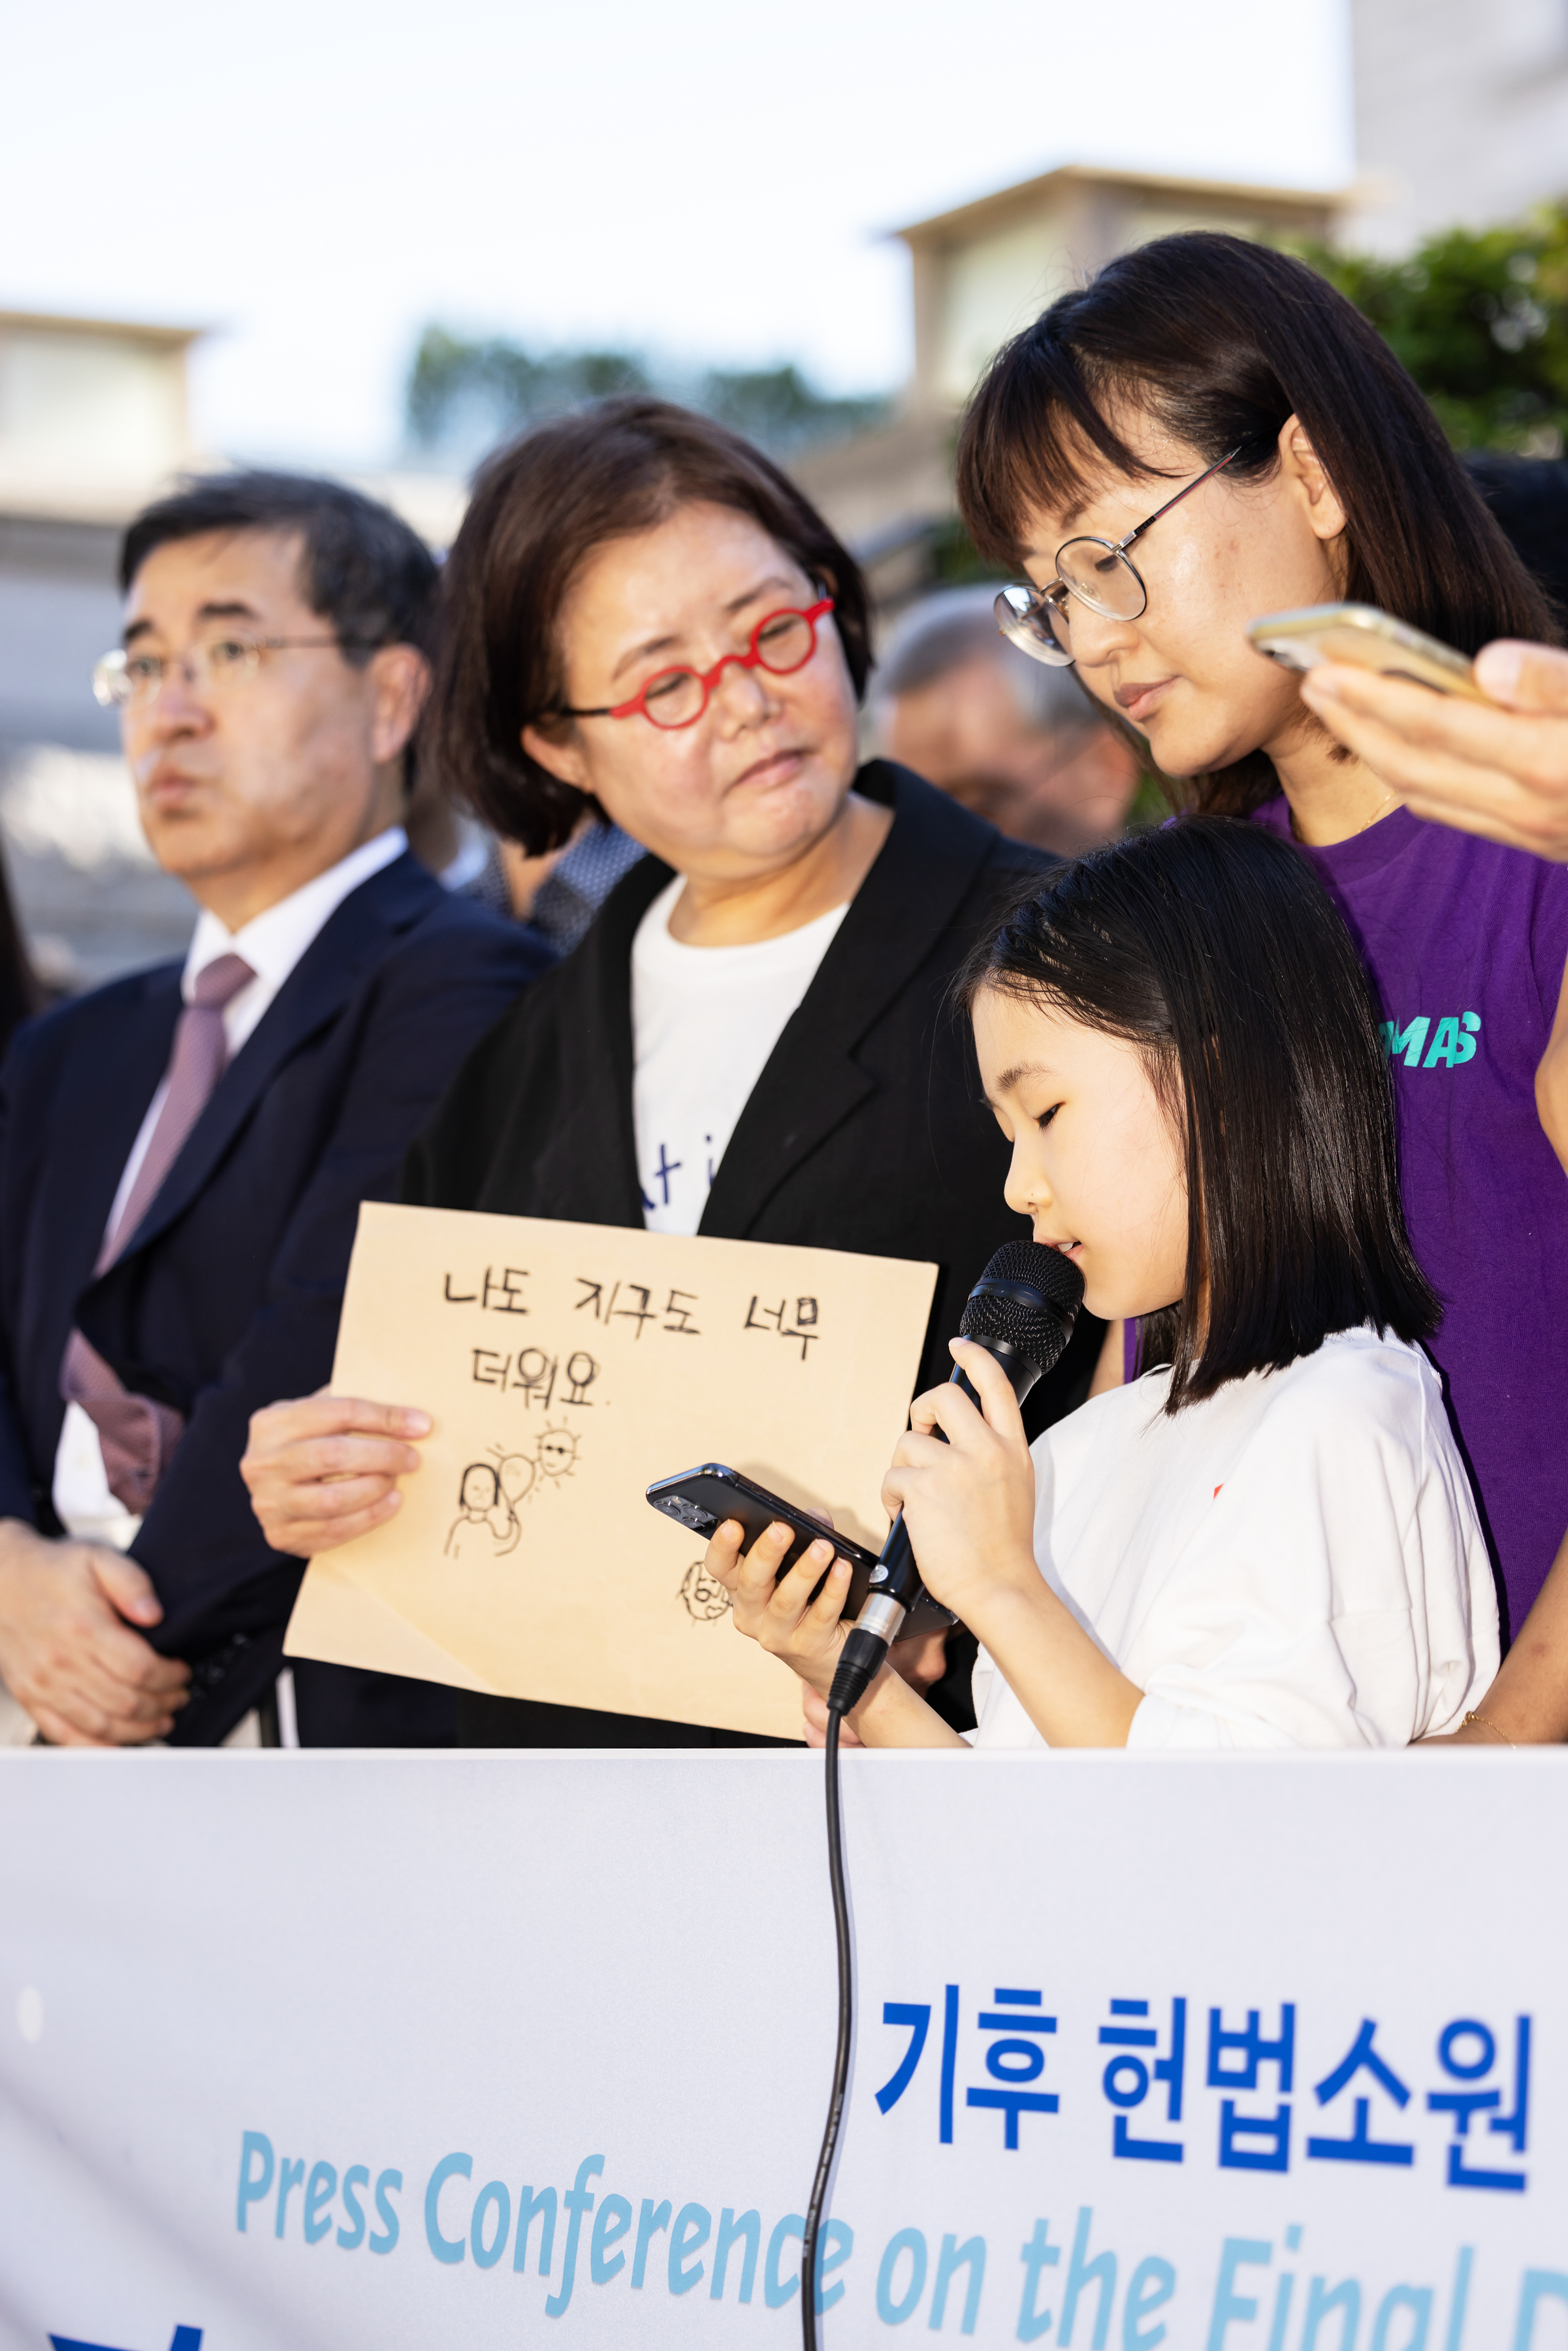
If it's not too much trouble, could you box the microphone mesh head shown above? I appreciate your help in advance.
[959,1240,1085,1372]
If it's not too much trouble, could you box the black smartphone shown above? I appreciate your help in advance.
[645,1464,953,1633]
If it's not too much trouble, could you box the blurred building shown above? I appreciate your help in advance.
[1348,0,1568,252]
[0,310,466,993]
[0,309,204,990]
[799,20,1568,601]
[793,166,1347,613]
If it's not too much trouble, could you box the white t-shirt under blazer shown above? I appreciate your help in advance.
[972,1328,1499,1750]
[630,875,849,1237]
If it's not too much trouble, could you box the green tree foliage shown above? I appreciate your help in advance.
[1304,204,1568,454]
[406,329,652,451]
[405,329,888,464]
[695,363,888,454]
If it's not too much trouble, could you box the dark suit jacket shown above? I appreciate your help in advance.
[0,850,550,1744]
[403,763,1105,1745]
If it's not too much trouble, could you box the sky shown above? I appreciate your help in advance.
[3,0,1353,472]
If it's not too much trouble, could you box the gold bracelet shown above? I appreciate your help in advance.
[1464,1710,1516,1750]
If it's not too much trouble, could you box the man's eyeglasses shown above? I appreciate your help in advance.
[994,441,1257,669]
[558,596,835,731]
[92,634,377,710]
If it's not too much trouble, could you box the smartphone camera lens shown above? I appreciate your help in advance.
[660,1495,718,1534]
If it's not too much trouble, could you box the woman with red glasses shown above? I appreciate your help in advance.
[242,396,1105,1746]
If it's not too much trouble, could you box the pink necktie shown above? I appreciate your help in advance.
[60,952,256,1516]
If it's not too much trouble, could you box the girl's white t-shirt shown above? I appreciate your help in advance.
[630,876,849,1235]
[972,1328,1499,1750]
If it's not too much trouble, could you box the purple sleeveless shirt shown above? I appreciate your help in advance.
[1250,797,1568,1637]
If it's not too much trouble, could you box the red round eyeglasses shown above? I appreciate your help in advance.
[558,596,835,730]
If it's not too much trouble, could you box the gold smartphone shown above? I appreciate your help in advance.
[1247,603,1492,702]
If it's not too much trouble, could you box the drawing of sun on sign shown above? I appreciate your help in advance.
[535,1424,581,1484]
[679,1559,731,1622]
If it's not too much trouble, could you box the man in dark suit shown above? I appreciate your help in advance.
[0,472,547,1747]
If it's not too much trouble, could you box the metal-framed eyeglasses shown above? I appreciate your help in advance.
[993,441,1256,669]
[92,633,378,711]
[556,596,835,731]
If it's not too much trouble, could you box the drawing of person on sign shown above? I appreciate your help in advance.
[679,1559,731,1621]
[445,1459,528,1559]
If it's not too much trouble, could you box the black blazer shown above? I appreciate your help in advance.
[404,764,1104,1745]
[0,851,550,1744]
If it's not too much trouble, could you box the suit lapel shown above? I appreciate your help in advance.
[50,967,183,1285]
[700,763,1001,1239]
[110,854,441,1266]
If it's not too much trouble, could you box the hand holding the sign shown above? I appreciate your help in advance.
[241,1390,432,1556]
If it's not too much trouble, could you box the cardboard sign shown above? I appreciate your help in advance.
[284,1204,938,1738]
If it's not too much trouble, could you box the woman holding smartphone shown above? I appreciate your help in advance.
[944,231,1568,1684]
[242,398,1104,1744]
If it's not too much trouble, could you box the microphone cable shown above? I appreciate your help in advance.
[797,1241,1083,2347]
[800,1706,852,2351]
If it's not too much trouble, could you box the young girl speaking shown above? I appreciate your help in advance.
[709,821,1499,1749]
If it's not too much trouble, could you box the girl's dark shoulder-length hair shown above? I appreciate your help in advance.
[955,232,1560,818]
[426,395,874,854]
[957,817,1439,1408]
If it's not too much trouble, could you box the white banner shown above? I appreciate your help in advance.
[2,1750,1566,2350]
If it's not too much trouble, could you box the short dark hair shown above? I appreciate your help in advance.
[425,396,874,855]
[955,232,1560,818]
[957,817,1439,1408]
[119,470,439,664]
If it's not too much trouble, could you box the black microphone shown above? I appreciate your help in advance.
[825,1239,1085,1719]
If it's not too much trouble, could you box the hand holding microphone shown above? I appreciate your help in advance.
[882,1339,1042,1611]
[827,1241,1084,1719]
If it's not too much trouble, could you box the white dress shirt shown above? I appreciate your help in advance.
[54,827,408,1548]
[971,1328,1499,1751]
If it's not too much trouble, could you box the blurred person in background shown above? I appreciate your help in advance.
[0,472,547,1748]
[957,232,1567,1682]
[485,814,646,952]
[408,748,645,952]
[1463,451,1568,622]
[0,842,46,1740]
[243,397,1106,1747]
[875,583,1140,854]
[0,847,40,1061]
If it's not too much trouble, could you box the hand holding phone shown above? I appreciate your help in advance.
[646,1464,952,1633]
[1248,603,1492,703]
